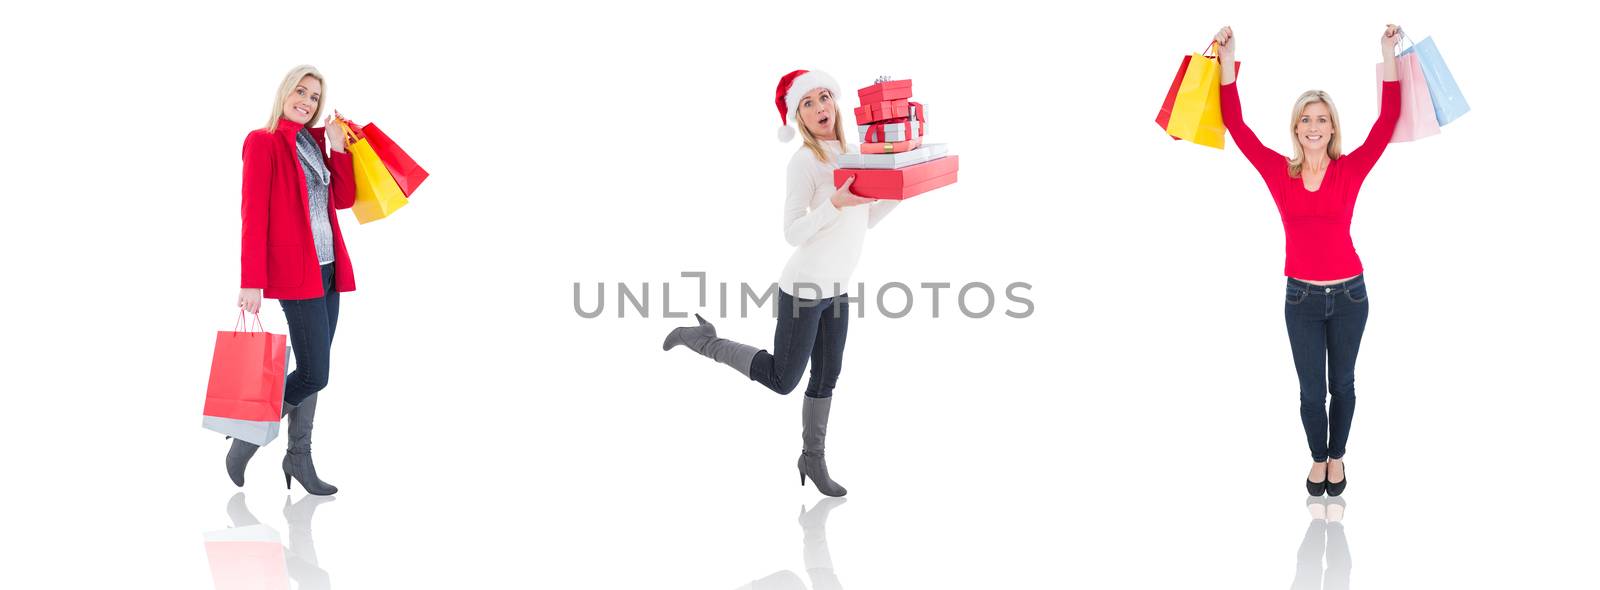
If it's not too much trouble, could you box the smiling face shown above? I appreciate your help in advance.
[1295,102,1334,156]
[797,87,837,141]
[281,75,322,125]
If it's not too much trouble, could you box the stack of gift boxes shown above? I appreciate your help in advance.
[834,77,959,200]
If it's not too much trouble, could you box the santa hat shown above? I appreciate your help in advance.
[774,69,841,142]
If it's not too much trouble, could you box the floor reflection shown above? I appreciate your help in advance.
[735,497,847,590]
[1292,496,1350,590]
[203,493,335,589]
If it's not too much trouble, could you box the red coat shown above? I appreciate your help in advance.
[240,118,357,300]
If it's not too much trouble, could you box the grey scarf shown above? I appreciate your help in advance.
[295,129,330,187]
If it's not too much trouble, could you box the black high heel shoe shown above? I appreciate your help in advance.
[1306,461,1328,496]
[1326,460,1347,497]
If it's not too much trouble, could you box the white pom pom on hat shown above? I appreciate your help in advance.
[774,69,841,142]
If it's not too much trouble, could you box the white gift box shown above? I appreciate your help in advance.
[857,121,920,142]
[838,144,949,170]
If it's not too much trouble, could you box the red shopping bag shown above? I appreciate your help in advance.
[1155,55,1194,140]
[1379,47,1441,142]
[337,112,428,197]
[202,312,289,446]
[361,123,428,196]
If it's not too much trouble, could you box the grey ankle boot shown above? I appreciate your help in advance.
[663,313,760,378]
[226,439,259,487]
[225,403,293,486]
[798,396,847,497]
[283,393,338,496]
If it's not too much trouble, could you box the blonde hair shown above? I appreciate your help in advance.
[797,89,849,163]
[1287,90,1343,178]
[265,65,327,133]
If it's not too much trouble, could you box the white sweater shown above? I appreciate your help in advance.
[778,141,898,299]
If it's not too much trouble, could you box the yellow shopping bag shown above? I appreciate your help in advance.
[1165,43,1230,149]
[337,118,408,224]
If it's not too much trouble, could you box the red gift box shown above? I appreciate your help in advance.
[835,155,959,200]
[858,79,913,103]
[854,99,911,125]
[859,138,922,153]
[858,102,925,143]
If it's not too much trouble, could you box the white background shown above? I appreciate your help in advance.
[2,1,1595,587]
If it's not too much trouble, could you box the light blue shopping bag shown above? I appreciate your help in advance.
[1400,34,1469,125]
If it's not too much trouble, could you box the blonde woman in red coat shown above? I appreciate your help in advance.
[226,65,356,496]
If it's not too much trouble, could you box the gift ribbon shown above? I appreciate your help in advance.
[864,118,917,143]
[864,104,924,142]
[864,123,884,143]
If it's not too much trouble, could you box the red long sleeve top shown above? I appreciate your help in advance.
[240,118,358,300]
[1220,80,1400,281]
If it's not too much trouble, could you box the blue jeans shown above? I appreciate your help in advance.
[748,291,849,398]
[1284,275,1368,462]
[279,263,339,406]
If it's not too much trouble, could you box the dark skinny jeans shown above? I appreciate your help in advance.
[279,263,339,406]
[1284,275,1369,462]
[748,291,849,398]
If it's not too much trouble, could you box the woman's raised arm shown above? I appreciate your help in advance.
[1216,26,1237,86]
[1214,26,1287,180]
[1379,24,1401,82]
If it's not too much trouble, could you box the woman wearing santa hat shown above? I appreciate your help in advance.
[662,69,899,497]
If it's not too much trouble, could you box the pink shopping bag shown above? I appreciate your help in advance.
[1379,47,1440,142]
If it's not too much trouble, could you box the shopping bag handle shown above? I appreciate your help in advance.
[334,111,363,138]
[1390,29,1415,57]
[233,309,266,335]
[333,112,364,144]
